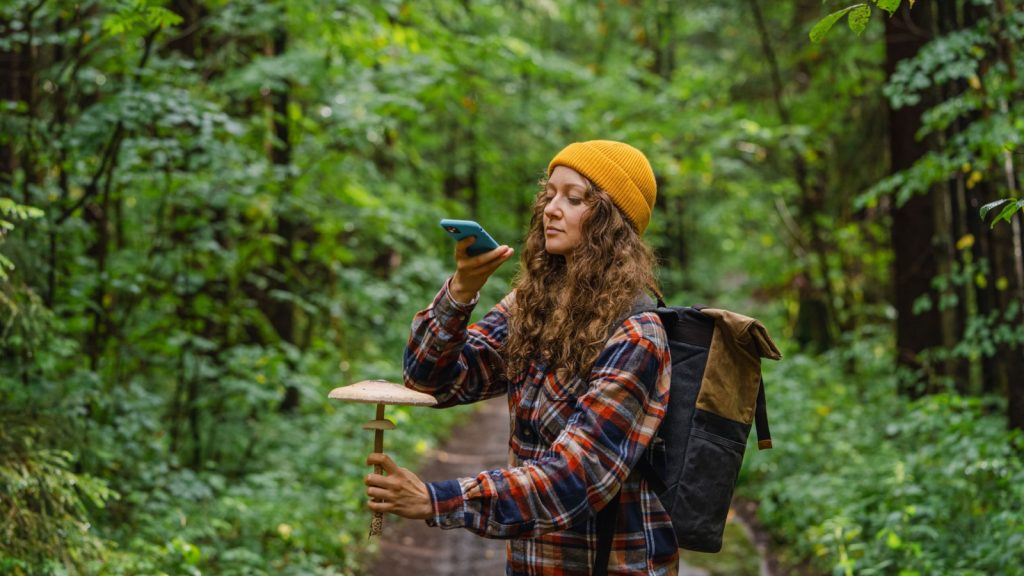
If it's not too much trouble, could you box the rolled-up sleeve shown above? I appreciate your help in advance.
[403,278,512,407]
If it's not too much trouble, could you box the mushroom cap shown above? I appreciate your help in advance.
[328,380,439,406]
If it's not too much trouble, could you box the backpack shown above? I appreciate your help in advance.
[595,300,781,574]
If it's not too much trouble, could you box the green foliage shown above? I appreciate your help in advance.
[0,197,43,279]
[981,198,1024,227]
[810,1,902,43]
[103,0,184,35]
[0,416,114,573]
[2,0,1022,573]
[743,334,1024,575]
[858,5,1024,212]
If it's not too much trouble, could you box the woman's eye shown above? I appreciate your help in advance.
[568,197,583,206]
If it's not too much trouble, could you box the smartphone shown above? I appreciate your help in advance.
[439,219,501,256]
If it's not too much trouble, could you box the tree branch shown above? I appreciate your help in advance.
[55,27,160,226]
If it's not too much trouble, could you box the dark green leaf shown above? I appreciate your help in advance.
[980,198,1012,220]
[993,200,1024,227]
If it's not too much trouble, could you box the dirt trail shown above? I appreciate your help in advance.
[366,397,761,576]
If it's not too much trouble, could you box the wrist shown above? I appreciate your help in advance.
[449,276,477,305]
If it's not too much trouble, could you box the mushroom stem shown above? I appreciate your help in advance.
[370,403,386,537]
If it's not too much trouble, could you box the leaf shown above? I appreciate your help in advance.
[992,200,1024,227]
[875,0,901,15]
[980,198,1012,220]
[955,234,975,250]
[978,195,1019,225]
[848,4,872,35]
[146,7,183,28]
[809,5,860,43]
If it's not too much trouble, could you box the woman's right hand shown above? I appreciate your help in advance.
[450,236,515,304]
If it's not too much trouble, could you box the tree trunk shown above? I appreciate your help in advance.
[263,26,301,413]
[749,0,837,350]
[886,2,946,396]
[0,12,20,189]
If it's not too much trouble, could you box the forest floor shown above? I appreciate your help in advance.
[366,397,768,576]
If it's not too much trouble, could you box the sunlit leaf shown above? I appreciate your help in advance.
[848,4,872,35]
[809,5,860,43]
[875,0,901,15]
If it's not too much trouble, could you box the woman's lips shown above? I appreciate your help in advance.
[545,227,562,235]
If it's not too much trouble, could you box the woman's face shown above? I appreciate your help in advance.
[542,166,592,257]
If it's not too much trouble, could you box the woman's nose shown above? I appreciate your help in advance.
[544,197,561,219]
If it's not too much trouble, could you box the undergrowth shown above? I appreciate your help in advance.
[741,328,1024,575]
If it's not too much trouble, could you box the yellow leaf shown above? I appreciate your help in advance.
[277,523,293,539]
[968,75,982,90]
[966,171,983,189]
[956,234,975,250]
[997,277,1010,291]
[975,273,987,289]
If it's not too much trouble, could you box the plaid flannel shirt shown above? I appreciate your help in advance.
[403,280,678,575]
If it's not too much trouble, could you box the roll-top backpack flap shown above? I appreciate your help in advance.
[696,308,781,425]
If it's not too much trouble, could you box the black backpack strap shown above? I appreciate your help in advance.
[594,490,621,576]
[755,377,772,450]
[634,457,667,494]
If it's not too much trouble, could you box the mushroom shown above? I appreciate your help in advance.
[328,379,438,536]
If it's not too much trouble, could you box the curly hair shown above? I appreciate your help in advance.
[504,178,659,385]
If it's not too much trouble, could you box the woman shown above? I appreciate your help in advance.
[365,140,677,575]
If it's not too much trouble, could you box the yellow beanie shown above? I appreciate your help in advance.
[547,140,657,234]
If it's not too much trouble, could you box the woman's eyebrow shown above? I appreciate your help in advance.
[548,182,587,192]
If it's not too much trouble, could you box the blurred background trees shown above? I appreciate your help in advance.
[1,0,1022,574]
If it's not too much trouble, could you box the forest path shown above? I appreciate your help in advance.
[366,397,765,576]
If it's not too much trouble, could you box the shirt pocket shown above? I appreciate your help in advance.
[540,370,585,401]
[536,372,584,443]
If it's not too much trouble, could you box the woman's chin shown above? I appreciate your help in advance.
[544,243,567,256]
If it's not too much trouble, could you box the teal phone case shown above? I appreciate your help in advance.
[439,219,500,256]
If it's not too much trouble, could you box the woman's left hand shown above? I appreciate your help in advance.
[365,453,433,520]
